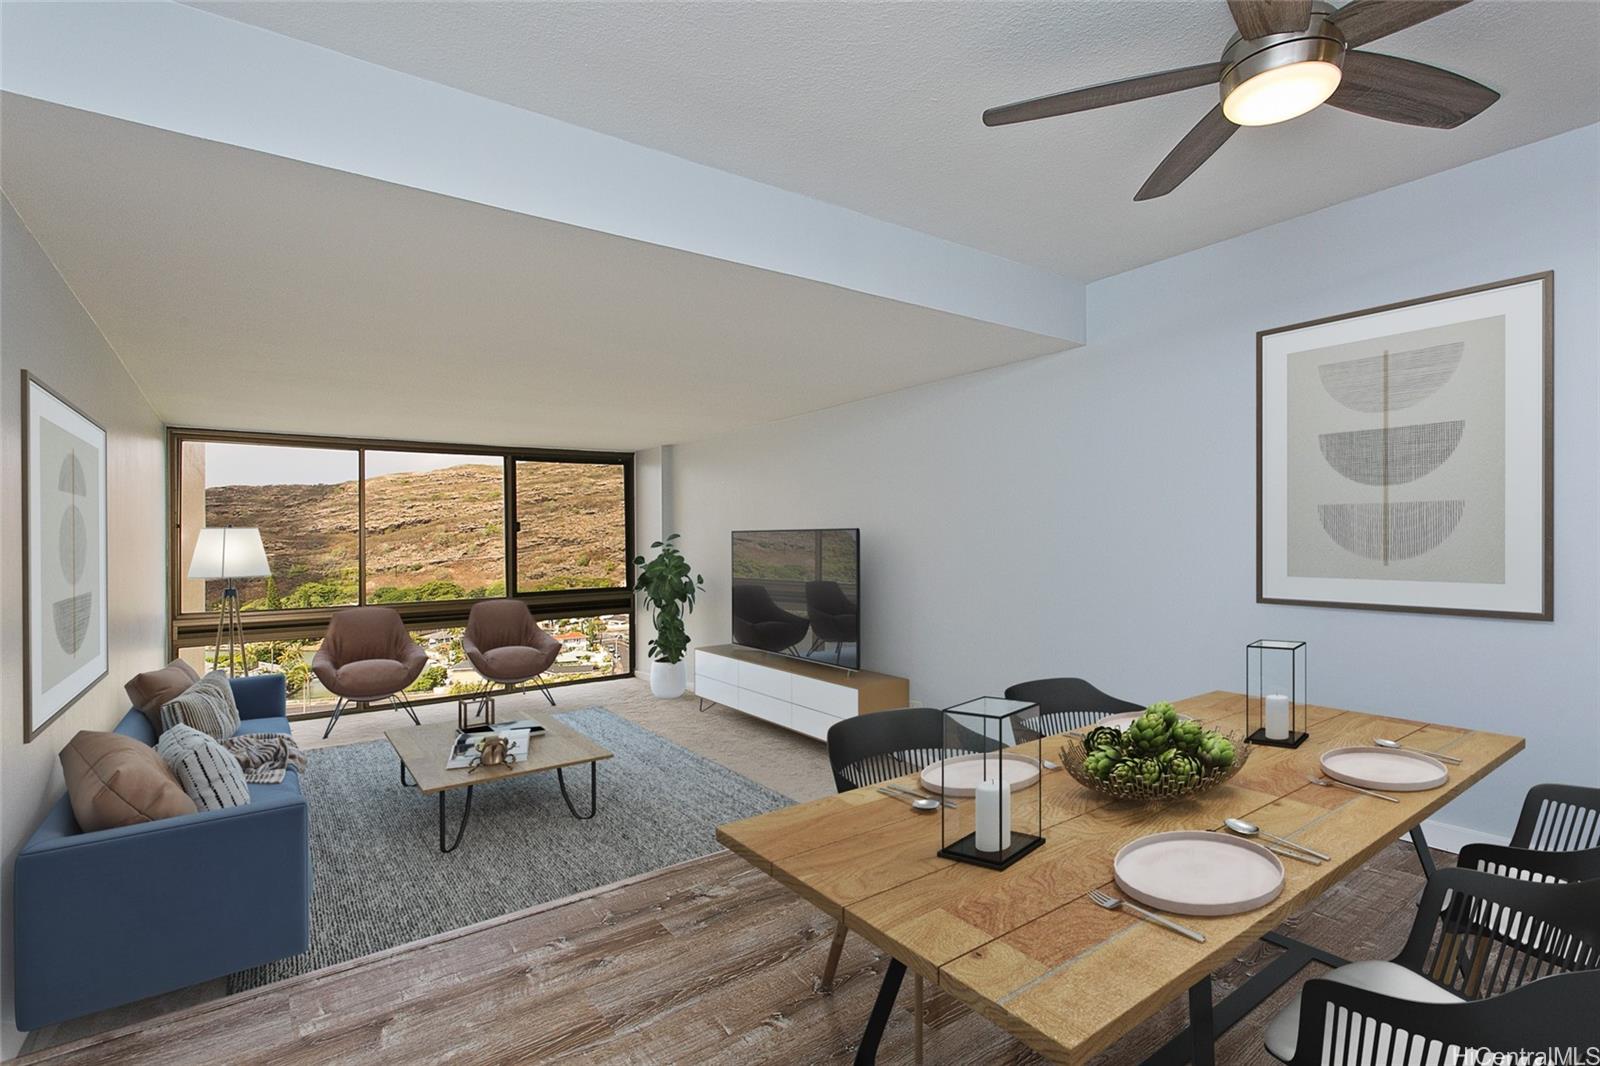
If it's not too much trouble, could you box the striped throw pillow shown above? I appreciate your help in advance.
[159,671,240,741]
[156,725,251,812]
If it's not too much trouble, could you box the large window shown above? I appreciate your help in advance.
[514,460,628,592]
[170,430,633,715]
[178,441,359,614]
[365,451,506,603]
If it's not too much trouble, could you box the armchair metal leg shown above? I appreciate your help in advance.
[537,675,556,706]
[820,917,848,993]
[322,697,347,739]
[1409,825,1438,879]
[393,691,421,726]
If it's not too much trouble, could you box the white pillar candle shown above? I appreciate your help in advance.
[1265,693,1291,741]
[974,776,1012,853]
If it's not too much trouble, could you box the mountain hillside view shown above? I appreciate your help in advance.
[203,462,627,609]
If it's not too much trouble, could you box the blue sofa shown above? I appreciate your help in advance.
[13,673,310,1031]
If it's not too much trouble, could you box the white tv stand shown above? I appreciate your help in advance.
[692,644,910,741]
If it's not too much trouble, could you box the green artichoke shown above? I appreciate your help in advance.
[1198,732,1236,768]
[1133,757,1163,787]
[1083,725,1123,755]
[1171,719,1204,753]
[1125,710,1171,755]
[1162,751,1202,785]
[1109,760,1140,788]
[1148,701,1180,728]
[1083,747,1120,780]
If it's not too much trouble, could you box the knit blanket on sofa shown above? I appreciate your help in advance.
[221,733,307,784]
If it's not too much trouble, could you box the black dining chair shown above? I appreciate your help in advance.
[1002,677,1143,735]
[1266,865,1600,1063]
[1508,782,1600,851]
[822,708,995,1063]
[1285,969,1598,1066]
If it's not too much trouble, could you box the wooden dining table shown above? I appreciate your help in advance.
[715,691,1523,1065]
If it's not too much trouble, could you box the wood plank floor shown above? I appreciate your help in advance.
[20,840,1445,1065]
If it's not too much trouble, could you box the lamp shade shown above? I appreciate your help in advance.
[188,527,271,581]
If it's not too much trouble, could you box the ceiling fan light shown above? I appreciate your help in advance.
[1222,60,1343,125]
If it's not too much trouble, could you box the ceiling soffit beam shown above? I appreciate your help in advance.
[0,1,1084,346]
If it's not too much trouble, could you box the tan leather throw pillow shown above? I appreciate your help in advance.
[59,731,198,832]
[124,659,201,726]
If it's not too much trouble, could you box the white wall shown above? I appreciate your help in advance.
[664,125,1600,841]
[0,195,168,1056]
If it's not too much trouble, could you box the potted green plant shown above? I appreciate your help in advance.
[633,534,704,698]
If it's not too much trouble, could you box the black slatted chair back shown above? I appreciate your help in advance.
[1288,969,1599,1065]
[826,707,995,794]
[1457,840,1600,884]
[1509,783,1600,851]
[1396,867,1600,1000]
[1002,677,1143,735]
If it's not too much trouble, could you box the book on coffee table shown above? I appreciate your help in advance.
[445,727,537,770]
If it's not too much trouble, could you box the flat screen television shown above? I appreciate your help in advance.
[731,528,860,670]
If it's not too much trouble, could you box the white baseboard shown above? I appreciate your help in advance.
[1409,818,1511,855]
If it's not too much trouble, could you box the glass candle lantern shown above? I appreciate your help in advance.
[1245,639,1308,748]
[937,697,1045,870]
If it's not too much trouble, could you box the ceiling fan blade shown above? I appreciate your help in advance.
[1135,105,1239,201]
[983,63,1222,126]
[1228,0,1314,38]
[1330,0,1472,48]
[1328,50,1499,128]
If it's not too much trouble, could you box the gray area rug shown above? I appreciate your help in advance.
[229,706,790,992]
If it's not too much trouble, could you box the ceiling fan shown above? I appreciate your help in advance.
[984,0,1500,200]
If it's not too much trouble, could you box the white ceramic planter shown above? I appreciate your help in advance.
[650,660,688,699]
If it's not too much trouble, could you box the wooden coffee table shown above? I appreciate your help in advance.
[386,714,612,853]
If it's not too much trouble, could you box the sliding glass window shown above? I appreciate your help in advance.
[169,431,633,714]
[177,440,360,614]
[364,451,507,603]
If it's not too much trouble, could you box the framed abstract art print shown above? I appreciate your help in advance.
[23,371,109,740]
[1258,273,1553,620]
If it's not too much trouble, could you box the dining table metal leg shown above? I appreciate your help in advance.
[1187,976,1215,1066]
[853,957,905,1065]
[1409,825,1438,878]
[1141,934,1347,1065]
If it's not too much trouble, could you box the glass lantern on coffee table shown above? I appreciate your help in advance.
[936,697,1045,870]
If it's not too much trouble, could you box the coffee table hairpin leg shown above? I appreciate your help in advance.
[556,761,600,820]
[439,787,473,853]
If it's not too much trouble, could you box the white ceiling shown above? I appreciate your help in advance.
[189,0,1600,281]
[1,95,1064,451]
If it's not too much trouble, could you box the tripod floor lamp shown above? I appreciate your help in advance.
[188,527,270,676]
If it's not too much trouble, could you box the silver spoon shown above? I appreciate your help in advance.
[1307,774,1399,803]
[1224,818,1330,863]
[877,787,940,812]
[1374,737,1462,765]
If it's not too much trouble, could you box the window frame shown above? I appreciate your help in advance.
[166,427,635,680]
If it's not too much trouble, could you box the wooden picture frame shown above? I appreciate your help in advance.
[1257,272,1553,620]
[23,371,110,741]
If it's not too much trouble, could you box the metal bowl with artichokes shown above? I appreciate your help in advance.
[1062,702,1250,802]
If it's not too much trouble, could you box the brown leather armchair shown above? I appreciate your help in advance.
[312,606,427,738]
[463,599,562,707]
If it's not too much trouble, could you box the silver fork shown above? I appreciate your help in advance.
[881,783,956,809]
[1088,889,1206,943]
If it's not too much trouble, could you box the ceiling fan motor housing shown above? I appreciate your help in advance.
[1219,6,1349,109]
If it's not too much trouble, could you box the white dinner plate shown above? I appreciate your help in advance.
[920,753,1041,797]
[1113,831,1285,916]
[1320,747,1448,792]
